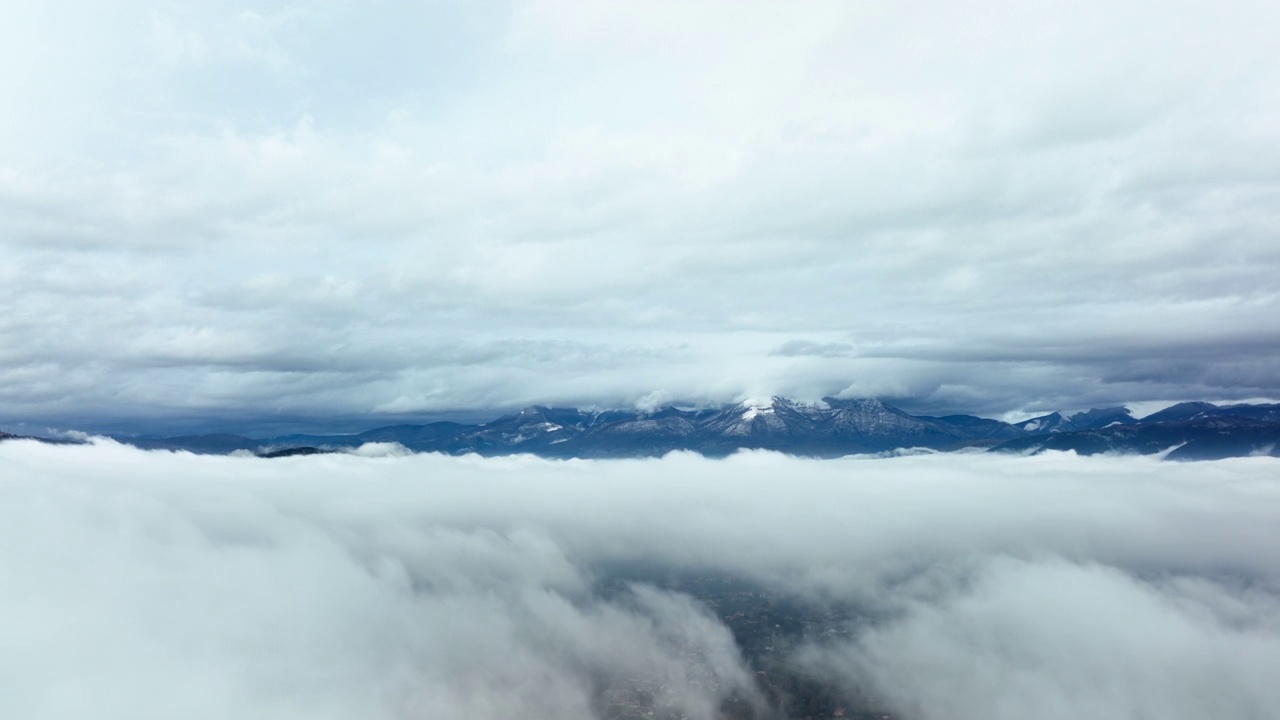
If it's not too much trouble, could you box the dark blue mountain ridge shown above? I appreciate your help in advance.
[920,414,1027,441]
[1014,411,1071,433]
[27,398,1270,461]
[1012,406,1139,434]
[990,414,1280,460]
[1067,406,1138,429]
[1141,401,1280,424]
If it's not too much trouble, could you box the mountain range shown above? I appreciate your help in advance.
[46,398,1277,461]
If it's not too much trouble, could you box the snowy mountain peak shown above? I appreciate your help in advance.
[738,397,777,421]
[1015,412,1067,433]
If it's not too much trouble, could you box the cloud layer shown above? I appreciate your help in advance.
[2,1,1280,428]
[3,441,1279,719]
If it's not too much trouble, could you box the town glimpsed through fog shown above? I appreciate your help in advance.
[3,440,1278,719]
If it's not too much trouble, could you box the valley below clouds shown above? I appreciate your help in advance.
[3,441,1278,719]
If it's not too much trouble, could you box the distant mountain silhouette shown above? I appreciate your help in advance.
[74,399,1280,461]
[992,403,1280,460]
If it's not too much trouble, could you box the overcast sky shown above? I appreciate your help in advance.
[3,0,1279,433]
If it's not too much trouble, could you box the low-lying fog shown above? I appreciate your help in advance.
[3,440,1278,719]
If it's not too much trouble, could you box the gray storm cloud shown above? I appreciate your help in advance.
[3,0,1280,428]
[2,440,1278,719]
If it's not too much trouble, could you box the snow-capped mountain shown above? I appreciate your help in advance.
[1014,412,1073,433]
[1013,406,1136,434]
[993,402,1280,459]
[700,398,826,438]
[457,406,592,450]
[90,398,1280,461]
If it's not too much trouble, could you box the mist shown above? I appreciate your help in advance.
[2,440,1278,719]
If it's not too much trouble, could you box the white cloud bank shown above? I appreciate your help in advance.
[2,441,1278,719]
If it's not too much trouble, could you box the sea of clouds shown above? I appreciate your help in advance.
[2,440,1278,719]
